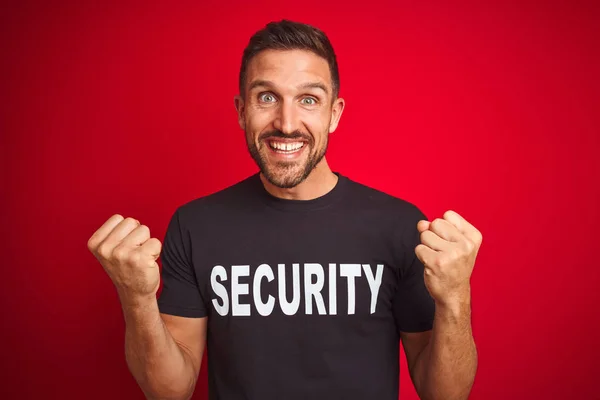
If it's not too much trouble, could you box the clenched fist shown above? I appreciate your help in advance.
[415,210,483,307]
[87,214,162,300]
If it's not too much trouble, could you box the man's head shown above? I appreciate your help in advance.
[234,20,345,189]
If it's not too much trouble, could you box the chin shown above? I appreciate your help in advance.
[262,165,309,189]
[247,143,325,189]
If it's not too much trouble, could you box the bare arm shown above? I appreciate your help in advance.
[121,293,207,400]
[403,210,482,399]
[401,296,477,400]
[87,214,207,400]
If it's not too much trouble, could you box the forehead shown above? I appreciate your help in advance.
[246,49,331,91]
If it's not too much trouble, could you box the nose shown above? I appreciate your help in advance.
[273,100,300,135]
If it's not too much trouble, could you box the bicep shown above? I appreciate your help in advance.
[400,330,431,369]
[400,330,432,386]
[161,313,208,377]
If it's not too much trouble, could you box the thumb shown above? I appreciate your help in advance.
[417,220,430,233]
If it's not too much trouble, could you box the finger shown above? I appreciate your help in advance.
[420,229,452,252]
[417,220,430,233]
[429,217,462,242]
[415,243,437,268]
[121,224,151,248]
[139,238,162,259]
[103,217,140,247]
[443,210,483,244]
[88,214,124,250]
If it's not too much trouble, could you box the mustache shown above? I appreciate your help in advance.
[259,130,312,142]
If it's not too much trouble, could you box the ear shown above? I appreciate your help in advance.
[328,97,345,133]
[234,95,245,130]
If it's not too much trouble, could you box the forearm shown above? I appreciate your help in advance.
[120,294,196,400]
[414,295,477,400]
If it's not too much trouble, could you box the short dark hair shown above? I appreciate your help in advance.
[238,20,340,100]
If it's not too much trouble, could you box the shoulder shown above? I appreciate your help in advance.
[174,173,260,222]
[340,174,426,266]
[341,174,427,223]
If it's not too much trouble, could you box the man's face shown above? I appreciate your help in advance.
[235,49,344,188]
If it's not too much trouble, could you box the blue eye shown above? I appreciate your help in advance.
[302,97,316,105]
[259,93,276,102]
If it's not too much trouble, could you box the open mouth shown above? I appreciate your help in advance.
[267,140,306,154]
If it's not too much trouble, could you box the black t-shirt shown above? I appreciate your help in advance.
[157,172,435,400]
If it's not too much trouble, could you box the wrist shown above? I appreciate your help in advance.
[435,287,471,320]
[117,288,157,310]
[117,290,160,328]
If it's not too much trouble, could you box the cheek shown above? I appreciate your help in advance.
[247,111,275,137]
[311,124,330,146]
[303,112,330,141]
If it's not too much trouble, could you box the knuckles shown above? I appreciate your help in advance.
[112,245,130,263]
[137,225,151,241]
[112,245,143,266]
[148,237,162,252]
[128,249,143,265]
[87,237,97,253]
[124,217,139,226]
[474,229,483,245]
[96,243,112,261]
[89,216,159,295]
[111,213,124,222]
[463,239,475,253]
[433,256,448,268]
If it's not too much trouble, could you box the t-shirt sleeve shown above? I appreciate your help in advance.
[157,207,208,318]
[391,207,435,333]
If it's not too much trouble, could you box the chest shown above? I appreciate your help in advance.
[190,212,402,320]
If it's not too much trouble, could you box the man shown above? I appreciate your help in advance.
[88,20,482,400]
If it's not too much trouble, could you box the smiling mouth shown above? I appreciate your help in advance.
[267,140,306,154]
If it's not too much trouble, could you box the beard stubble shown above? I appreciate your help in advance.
[246,129,328,189]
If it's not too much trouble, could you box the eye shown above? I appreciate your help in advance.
[259,93,276,103]
[301,97,317,105]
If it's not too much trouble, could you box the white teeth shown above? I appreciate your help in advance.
[269,142,304,152]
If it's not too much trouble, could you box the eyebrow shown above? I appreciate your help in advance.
[248,79,330,95]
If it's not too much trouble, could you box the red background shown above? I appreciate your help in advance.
[2,1,599,399]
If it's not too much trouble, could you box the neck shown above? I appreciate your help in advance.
[259,158,338,201]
